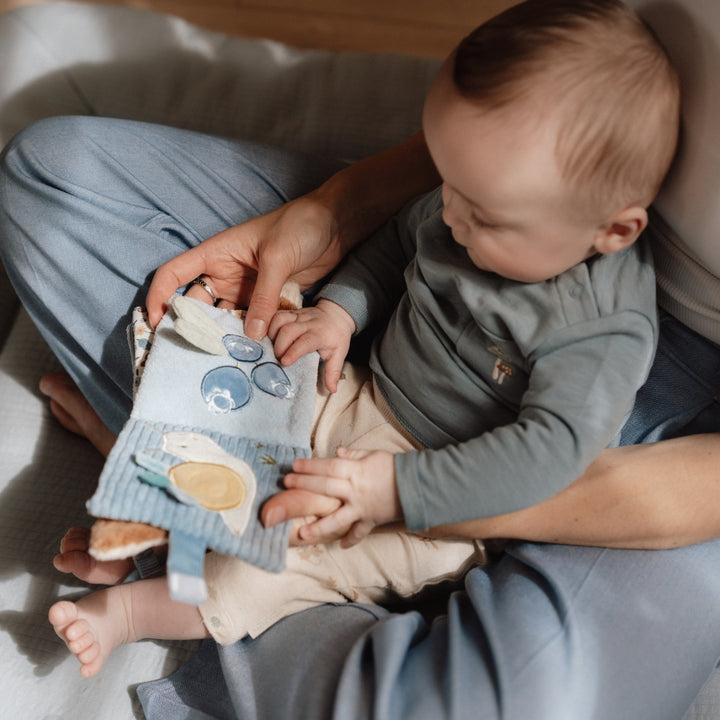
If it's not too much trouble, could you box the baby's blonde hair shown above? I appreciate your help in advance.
[453,0,680,217]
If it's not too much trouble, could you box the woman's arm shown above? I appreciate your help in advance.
[423,435,720,548]
[265,434,720,550]
[146,132,440,334]
[485,434,720,549]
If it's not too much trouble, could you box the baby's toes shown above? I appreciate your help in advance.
[75,637,101,665]
[66,623,96,656]
[48,600,78,635]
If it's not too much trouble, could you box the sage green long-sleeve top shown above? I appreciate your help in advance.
[318,189,658,531]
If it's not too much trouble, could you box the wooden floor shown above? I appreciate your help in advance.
[0,0,516,57]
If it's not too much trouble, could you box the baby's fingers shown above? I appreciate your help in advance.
[270,318,307,360]
[335,447,371,460]
[280,332,326,368]
[284,470,350,500]
[340,520,374,548]
[297,506,357,543]
[267,310,299,342]
[322,353,346,393]
[289,455,356,482]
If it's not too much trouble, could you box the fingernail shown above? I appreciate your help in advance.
[246,318,266,339]
[264,507,286,527]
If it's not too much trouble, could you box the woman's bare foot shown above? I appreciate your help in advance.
[49,589,133,678]
[53,526,133,586]
[39,371,116,457]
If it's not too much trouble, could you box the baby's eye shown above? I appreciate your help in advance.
[470,214,497,229]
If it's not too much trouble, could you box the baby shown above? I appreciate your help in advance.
[50,0,679,677]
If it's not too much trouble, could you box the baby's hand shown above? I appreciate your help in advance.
[283,448,401,547]
[269,299,355,392]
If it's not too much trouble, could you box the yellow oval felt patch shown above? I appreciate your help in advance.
[169,462,246,511]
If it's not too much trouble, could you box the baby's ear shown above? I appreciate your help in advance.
[594,206,648,255]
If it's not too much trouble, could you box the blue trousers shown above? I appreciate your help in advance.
[1,116,719,720]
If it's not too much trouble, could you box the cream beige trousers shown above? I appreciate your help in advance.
[200,364,485,644]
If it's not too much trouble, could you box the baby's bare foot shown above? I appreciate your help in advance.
[53,526,133,586]
[49,589,131,677]
[39,371,116,457]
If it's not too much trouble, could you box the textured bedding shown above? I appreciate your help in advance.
[0,308,200,719]
[0,3,717,719]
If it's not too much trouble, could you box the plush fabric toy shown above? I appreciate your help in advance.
[86,289,318,604]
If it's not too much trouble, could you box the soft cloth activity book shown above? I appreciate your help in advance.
[86,294,318,604]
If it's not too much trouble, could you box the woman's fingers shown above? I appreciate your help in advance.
[262,488,342,527]
[245,259,293,340]
[146,256,199,327]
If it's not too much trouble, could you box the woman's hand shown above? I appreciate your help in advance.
[281,448,402,548]
[146,191,344,336]
[145,132,440,337]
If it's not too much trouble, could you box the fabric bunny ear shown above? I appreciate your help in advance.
[171,281,303,357]
[171,294,228,355]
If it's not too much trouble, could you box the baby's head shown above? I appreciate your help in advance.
[422,0,680,282]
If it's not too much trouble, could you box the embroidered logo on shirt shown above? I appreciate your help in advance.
[487,344,515,385]
[492,358,514,385]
